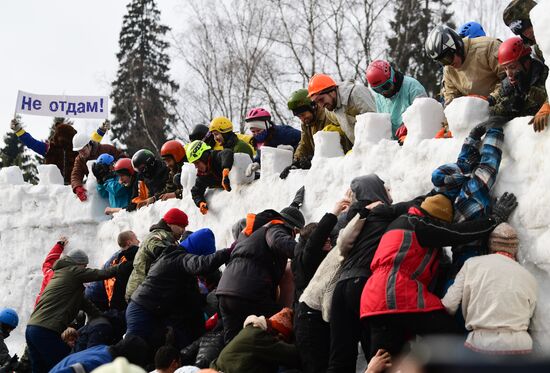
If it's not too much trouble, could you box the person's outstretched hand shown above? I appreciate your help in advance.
[10,118,22,132]
[74,186,87,202]
[332,198,351,216]
[365,349,392,373]
[492,192,518,224]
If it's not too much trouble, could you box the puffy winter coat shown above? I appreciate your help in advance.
[360,206,500,318]
[138,159,170,201]
[443,36,504,105]
[104,246,138,311]
[253,125,302,164]
[131,246,230,340]
[223,132,254,159]
[211,325,300,373]
[50,344,112,373]
[217,222,296,302]
[191,149,234,206]
[71,141,126,191]
[292,213,337,303]
[35,242,65,306]
[373,74,427,137]
[442,253,537,354]
[331,81,376,143]
[29,257,118,334]
[125,220,178,301]
[491,57,548,118]
[97,176,132,209]
[0,331,9,365]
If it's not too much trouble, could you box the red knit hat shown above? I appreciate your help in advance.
[163,208,189,227]
[268,307,294,341]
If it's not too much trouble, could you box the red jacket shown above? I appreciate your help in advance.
[35,243,64,306]
[360,206,498,318]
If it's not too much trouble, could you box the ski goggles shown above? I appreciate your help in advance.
[372,69,395,94]
[436,50,455,66]
[509,19,532,36]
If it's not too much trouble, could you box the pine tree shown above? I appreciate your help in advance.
[110,0,179,155]
[387,0,455,97]
[0,132,38,184]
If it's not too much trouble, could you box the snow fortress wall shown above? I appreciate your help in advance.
[1,105,550,352]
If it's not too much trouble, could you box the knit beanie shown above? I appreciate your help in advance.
[163,208,189,227]
[489,223,519,256]
[268,307,294,341]
[66,249,89,265]
[280,207,305,229]
[179,228,216,256]
[420,194,453,223]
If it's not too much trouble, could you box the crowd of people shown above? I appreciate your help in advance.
[0,1,547,372]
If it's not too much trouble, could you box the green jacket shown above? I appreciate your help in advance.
[224,132,254,159]
[491,58,548,118]
[28,257,118,334]
[157,161,184,199]
[211,325,300,373]
[125,220,177,301]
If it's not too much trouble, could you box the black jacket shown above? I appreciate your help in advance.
[140,160,170,199]
[131,246,230,339]
[110,245,138,311]
[338,200,419,282]
[292,213,337,303]
[191,150,234,206]
[217,223,296,301]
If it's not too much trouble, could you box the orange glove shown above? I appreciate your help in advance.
[529,102,550,133]
[221,168,231,192]
[199,202,208,215]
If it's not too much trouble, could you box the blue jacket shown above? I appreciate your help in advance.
[374,75,427,137]
[97,176,132,209]
[16,131,47,156]
[50,344,112,373]
[254,125,301,163]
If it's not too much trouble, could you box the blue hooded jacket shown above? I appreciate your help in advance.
[254,124,301,163]
[180,228,216,256]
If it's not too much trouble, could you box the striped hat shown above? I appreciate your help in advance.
[489,223,519,256]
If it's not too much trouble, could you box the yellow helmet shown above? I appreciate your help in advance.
[209,116,234,134]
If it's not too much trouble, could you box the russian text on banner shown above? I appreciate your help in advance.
[15,91,108,119]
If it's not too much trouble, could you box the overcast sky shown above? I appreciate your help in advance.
[0,0,185,142]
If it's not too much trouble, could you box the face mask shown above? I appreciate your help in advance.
[253,130,268,142]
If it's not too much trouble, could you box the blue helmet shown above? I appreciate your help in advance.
[0,308,18,329]
[458,22,486,38]
[96,153,115,166]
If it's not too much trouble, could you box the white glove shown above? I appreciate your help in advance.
[100,120,111,133]
[277,144,294,152]
[10,119,23,132]
[245,162,260,177]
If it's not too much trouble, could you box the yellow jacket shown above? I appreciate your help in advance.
[443,37,504,105]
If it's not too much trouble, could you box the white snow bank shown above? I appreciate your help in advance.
[2,116,550,354]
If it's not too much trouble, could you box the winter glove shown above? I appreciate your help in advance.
[99,120,111,133]
[74,186,88,202]
[10,118,23,133]
[0,354,19,373]
[245,162,260,177]
[199,202,208,215]
[221,168,231,192]
[395,124,408,140]
[469,123,487,140]
[486,95,496,107]
[279,165,295,179]
[491,192,518,225]
[290,186,305,208]
[298,157,312,170]
[529,102,550,132]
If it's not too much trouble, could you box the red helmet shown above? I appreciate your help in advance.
[113,158,135,176]
[160,140,186,163]
[245,107,271,122]
[498,37,531,66]
[366,60,392,87]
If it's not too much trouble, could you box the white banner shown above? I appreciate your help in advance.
[15,91,108,119]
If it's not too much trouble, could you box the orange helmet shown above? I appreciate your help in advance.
[160,140,186,163]
[307,73,337,97]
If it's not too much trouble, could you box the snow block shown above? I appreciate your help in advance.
[229,153,254,185]
[37,164,64,185]
[444,97,489,139]
[260,146,293,179]
[313,131,344,159]
[0,166,25,185]
[355,112,391,146]
[531,2,550,96]
[403,98,445,142]
[180,163,198,197]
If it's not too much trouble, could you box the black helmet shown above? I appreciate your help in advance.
[280,207,305,229]
[131,149,156,174]
[425,25,465,64]
[189,124,209,141]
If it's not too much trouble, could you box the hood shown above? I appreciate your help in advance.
[350,174,391,205]
[150,219,172,233]
[52,257,80,270]
[180,228,216,256]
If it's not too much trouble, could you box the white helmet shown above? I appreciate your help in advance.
[72,132,90,151]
